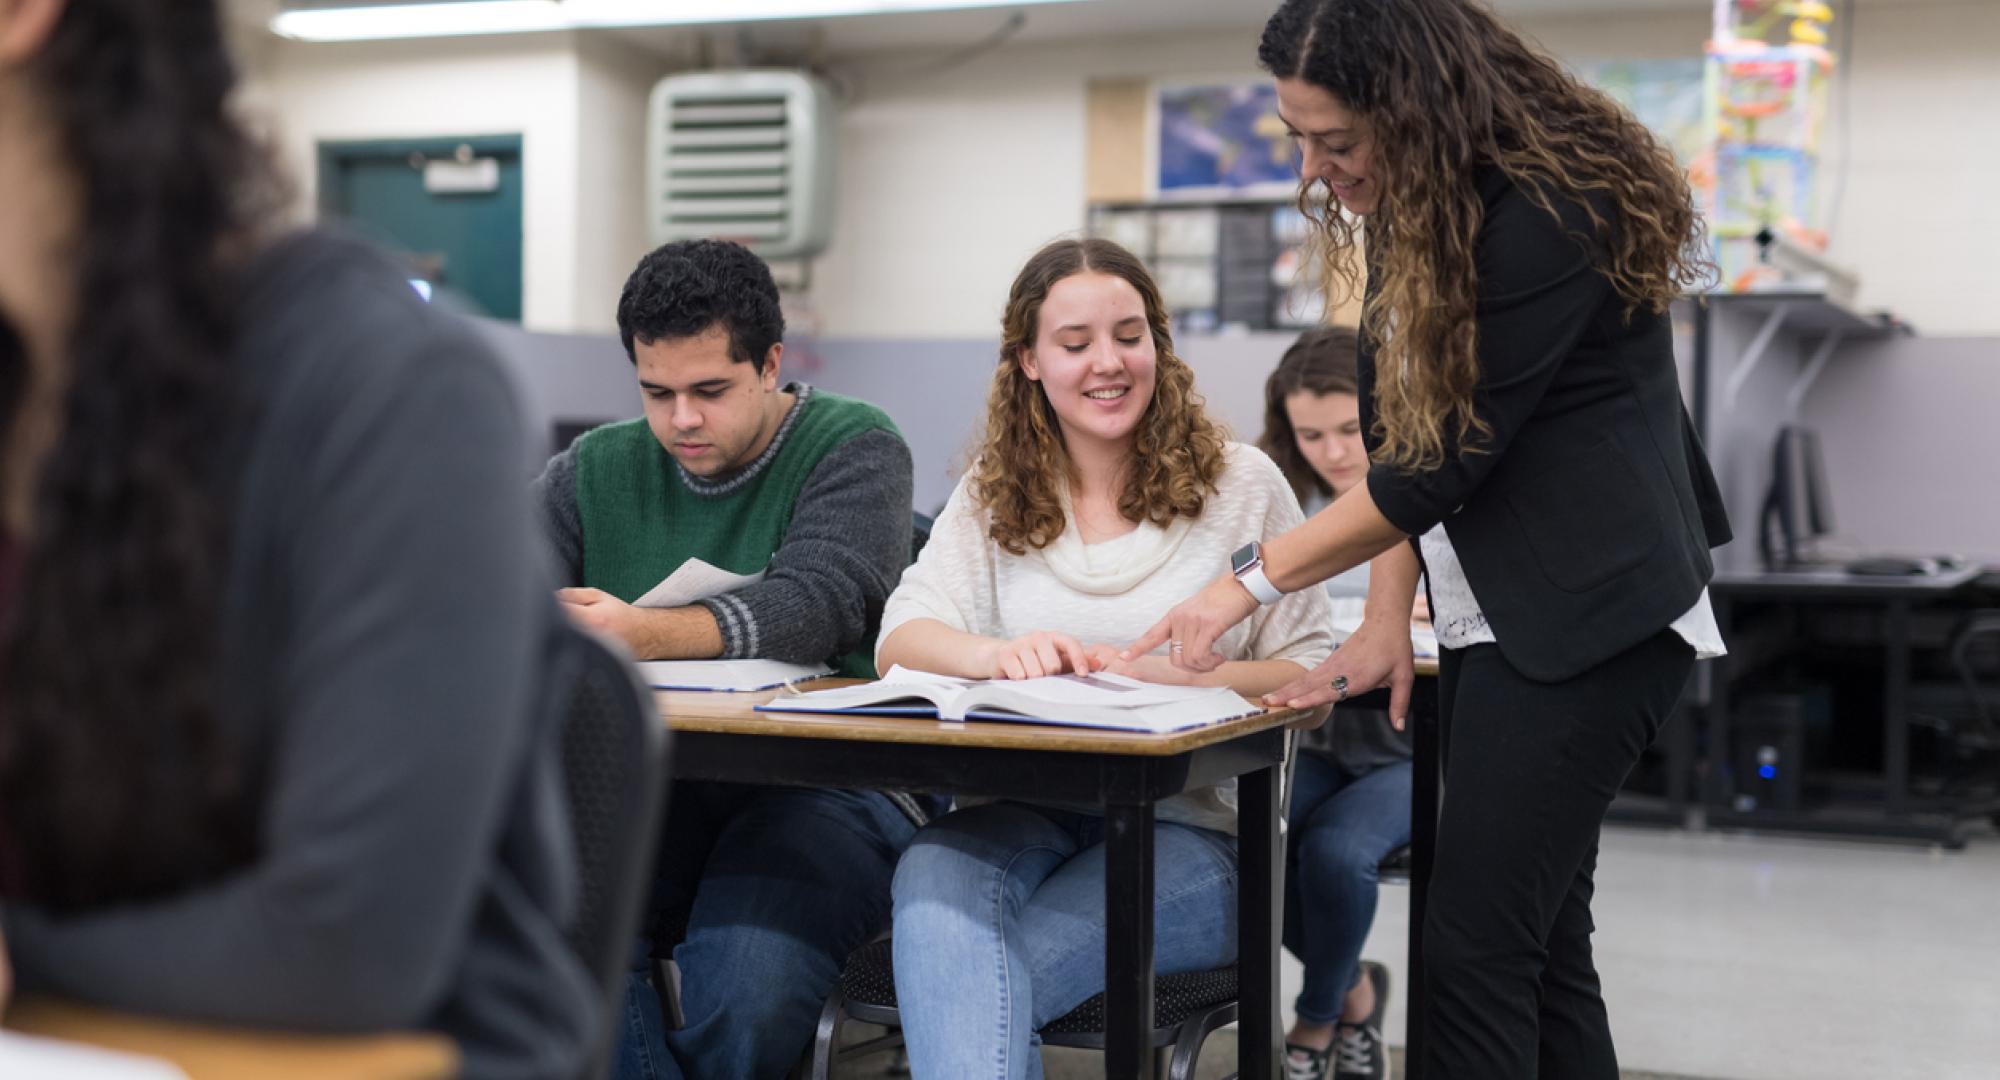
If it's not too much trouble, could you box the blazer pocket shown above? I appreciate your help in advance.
[1504,437,1661,594]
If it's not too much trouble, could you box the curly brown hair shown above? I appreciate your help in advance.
[969,238,1228,555]
[1258,325,1361,504]
[1259,0,1711,472]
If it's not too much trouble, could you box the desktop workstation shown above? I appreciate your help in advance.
[1667,286,1995,846]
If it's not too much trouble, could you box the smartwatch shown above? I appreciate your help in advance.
[1230,541,1285,606]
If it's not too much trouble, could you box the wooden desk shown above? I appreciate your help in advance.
[4,997,456,1080]
[657,683,1298,1080]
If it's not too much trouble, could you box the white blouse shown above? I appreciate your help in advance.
[1417,524,1726,660]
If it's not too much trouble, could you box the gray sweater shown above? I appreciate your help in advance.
[532,384,915,668]
[3,232,594,1080]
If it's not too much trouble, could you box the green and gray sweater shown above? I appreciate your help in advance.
[533,384,913,679]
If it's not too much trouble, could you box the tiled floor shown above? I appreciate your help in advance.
[840,824,2000,1079]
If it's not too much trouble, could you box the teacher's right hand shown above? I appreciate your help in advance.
[1125,572,1261,673]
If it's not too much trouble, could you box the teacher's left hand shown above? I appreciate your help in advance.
[1125,573,1259,673]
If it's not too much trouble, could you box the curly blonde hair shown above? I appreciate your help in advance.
[1259,0,1712,473]
[969,238,1228,555]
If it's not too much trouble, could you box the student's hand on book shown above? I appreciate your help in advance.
[1126,572,1259,673]
[1099,652,1201,687]
[983,631,1100,681]
[1262,617,1415,728]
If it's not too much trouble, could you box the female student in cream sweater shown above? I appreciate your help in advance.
[875,238,1333,1079]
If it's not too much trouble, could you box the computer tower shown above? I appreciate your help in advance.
[1732,692,1805,812]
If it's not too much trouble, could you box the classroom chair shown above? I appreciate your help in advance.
[556,623,672,1080]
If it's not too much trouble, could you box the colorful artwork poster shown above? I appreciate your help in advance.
[1577,58,1707,165]
[1156,82,1297,197]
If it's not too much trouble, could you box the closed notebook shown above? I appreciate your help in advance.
[638,659,833,692]
[756,665,1263,734]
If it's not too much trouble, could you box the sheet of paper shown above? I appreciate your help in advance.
[0,1031,188,1080]
[633,558,765,609]
[638,659,832,692]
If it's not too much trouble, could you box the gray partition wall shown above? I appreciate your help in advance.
[478,317,1998,563]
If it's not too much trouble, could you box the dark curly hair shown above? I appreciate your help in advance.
[616,239,784,371]
[967,239,1229,555]
[0,0,281,909]
[1259,0,1709,472]
[1257,325,1361,504]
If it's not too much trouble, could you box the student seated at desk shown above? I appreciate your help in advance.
[876,238,1333,1080]
[1258,327,1417,1080]
[0,3,591,1078]
[532,239,926,1080]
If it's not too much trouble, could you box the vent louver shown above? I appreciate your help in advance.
[646,71,836,259]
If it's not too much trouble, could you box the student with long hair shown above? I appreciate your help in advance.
[0,3,592,1076]
[877,238,1333,1079]
[1258,326,1412,1080]
[1134,1,1730,1075]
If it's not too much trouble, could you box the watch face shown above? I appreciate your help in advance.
[1232,542,1259,575]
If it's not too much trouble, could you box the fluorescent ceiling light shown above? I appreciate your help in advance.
[273,0,1087,42]
[273,2,565,41]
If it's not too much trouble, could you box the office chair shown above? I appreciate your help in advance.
[805,846,1415,1080]
[556,623,671,1080]
[1941,610,2000,826]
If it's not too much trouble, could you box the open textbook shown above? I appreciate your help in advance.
[756,665,1265,734]
[637,659,833,692]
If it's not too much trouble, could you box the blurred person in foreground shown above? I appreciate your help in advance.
[0,2,593,1076]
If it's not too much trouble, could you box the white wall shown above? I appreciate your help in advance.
[573,34,663,333]
[243,32,668,333]
[810,0,2000,339]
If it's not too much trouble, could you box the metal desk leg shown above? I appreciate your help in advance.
[1238,763,1283,1080]
[1405,680,1442,1080]
[1884,599,1911,818]
[1706,592,1736,815]
[1105,796,1157,1080]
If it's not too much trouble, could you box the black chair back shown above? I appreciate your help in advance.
[557,624,670,1080]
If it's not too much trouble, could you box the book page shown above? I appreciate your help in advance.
[0,1031,188,1080]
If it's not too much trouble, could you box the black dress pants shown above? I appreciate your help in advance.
[1423,629,1694,1078]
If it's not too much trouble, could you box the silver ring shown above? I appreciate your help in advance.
[1169,640,1184,651]
[1330,675,1349,701]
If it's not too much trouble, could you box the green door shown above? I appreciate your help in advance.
[318,135,524,322]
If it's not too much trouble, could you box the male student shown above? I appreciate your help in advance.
[533,239,922,1080]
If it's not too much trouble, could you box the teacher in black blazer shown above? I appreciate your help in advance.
[1130,1,1730,1076]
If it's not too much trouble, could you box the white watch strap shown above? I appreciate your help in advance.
[1239,562,1284,606]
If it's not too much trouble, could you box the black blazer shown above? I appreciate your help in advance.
[1359,165,1731,683]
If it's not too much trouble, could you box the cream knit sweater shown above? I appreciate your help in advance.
[878,442,1334,835]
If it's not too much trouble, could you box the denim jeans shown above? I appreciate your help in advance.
[615,782,916,1080]
[1281,752,1413,1024]
[889,801,1239,1080]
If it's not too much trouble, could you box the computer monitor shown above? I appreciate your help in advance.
[1759,424,1835,569]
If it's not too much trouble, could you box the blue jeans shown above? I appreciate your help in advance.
[1282,753,1413,1024]
[616,783,916,1080]
[890,802,1239,1080]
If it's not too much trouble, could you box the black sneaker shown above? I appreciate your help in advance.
[1333,960,1392,1079]
[1284,1041,1333,1080]
[1332,1020,1387,1080]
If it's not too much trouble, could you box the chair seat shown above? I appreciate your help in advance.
[836,939,1238,1035]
